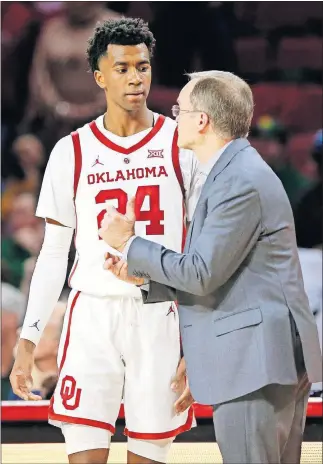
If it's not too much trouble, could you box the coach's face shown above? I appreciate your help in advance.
[176,80,208,150]
[94,43,152,111]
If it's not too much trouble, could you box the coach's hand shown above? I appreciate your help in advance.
[10,339,42,401]
[172,357,194,414]
[104,252,145,286]
[99,197,136,252]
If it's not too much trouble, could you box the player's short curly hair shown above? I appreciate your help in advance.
[87,17,156,72]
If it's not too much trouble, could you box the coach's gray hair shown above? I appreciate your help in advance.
[187,71,254,139]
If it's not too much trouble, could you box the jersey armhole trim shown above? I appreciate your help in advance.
[171,128,185,198]
[71,131,82,198]
[69,132,81,288]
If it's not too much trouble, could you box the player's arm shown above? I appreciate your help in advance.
[10,137,76,400]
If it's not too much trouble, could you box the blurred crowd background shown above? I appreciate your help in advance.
[1,1,322,401]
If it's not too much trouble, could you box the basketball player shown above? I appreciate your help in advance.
[10,18,202,464]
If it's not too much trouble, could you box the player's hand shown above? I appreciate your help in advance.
[103,252,145,286]
[9,340,42,401]
[171,357,194,414]
[99,197,136,252]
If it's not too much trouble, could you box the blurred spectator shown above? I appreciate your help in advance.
[1,2,64,140]
[23,1,120,149]
[1,2,43,148]
[8,301,67,400]
[151,2,238,87]
[1,2,37,61]
[32,1,64,18]
[1,282,26,400]
[2,134,45,220]
[250,115,316,207]
[1,193,44,288]
[250,114,287,169]
[294,129,322,248]
[20,257,37,298]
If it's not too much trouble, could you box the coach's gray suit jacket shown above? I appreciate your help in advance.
[128,139,322,406]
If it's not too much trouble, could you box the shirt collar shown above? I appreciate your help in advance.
[198,140,233,176]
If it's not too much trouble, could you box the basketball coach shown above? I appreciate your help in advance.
[99,71,322,464]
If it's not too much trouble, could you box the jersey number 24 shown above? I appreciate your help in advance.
[96,185,164,238]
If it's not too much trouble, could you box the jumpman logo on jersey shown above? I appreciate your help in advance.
[29,320,40,331]
[166,306,175,318]
[92,155,104,167]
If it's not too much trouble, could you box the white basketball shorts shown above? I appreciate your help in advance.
[49,289,194,439]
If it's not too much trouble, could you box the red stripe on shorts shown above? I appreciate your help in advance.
[123,405,194,439]
[48,290,116,433]
[48,401,116,435]
[58,290,81,373]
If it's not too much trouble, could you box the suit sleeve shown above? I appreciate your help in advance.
[128,176,261,296]
[140,281,177,304]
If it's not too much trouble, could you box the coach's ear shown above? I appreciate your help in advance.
[94,70,106,89]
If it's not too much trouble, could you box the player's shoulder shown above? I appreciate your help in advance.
[155,113,197,167]
[178,148,197,181]
[52,134,73,154]
[179,147,195,159]
[155,113,180,142]
[49,134,74,166]
[160,114,178,133]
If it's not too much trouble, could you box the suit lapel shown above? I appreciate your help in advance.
[185,138,250,250]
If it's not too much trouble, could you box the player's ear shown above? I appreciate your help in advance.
[94,70,106,89]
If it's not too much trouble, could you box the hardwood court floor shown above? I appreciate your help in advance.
[2,442,323,463]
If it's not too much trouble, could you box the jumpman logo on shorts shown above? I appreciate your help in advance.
[29,320,40,331]
[92,155,104,167]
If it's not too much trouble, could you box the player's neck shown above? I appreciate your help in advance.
[103,106,154,137]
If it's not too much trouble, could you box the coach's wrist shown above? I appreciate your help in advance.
[117,235,137,256]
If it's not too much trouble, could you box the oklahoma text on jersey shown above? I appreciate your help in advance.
[87,165,168,184]
[65,114,188,298]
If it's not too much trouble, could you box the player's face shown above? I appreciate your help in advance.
[95,44,152,111]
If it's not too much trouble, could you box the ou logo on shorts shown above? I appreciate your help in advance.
[60,375,82,410]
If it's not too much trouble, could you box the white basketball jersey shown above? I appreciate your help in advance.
[69,114,186,297]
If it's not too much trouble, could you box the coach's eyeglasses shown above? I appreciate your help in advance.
[171,105,204,118]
